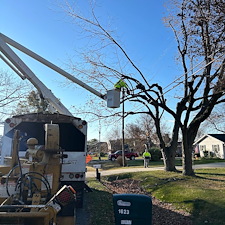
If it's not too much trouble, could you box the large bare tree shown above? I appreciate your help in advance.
[13,90,50,114]
[63,0,225,175]
[0,70,29,120]
[163,0,225,175]
[202,104,225,133]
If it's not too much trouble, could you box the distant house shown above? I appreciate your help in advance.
[194,134,225,159]
[108,139,123,152]
[108,139,146,154]
[87,141,108,154]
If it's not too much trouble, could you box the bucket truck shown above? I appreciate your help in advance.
[0,33,120,224]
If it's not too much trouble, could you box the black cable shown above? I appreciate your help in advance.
[6,168,52,203]
[5,165,19,197]
[16,131,23,181]
[16,172,51,201]
[23,172,51,192]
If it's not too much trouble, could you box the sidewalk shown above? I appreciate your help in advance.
[86,162,225,178]
[192,162,225,169]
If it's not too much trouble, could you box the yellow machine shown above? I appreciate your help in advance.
[0,123,76,225]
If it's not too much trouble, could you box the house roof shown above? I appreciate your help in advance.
[208,134,225,142]
[194,134,225,145]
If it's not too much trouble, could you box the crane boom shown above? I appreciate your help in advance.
[0,33,120,114]
[0,36,72,116]
[0,33,105,100]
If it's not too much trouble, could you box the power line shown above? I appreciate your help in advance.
[86,53,225,124]
[162,52,223,93]
[162,58,205,92]
[128,53,225,114]
[163,56,223,96]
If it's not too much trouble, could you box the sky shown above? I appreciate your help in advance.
[0,0,180,141]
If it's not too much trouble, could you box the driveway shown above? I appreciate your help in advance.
[86,162,225,178]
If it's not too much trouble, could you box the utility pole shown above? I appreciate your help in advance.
[98,118,101,161]
[122,88,125,167]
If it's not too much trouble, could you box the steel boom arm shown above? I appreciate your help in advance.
[0,35,73,116]
[0,33,107,115]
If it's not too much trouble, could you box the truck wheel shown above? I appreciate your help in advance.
[130,156,135,160]
[111,156,116,161]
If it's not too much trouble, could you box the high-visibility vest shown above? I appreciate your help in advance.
[114,79,128,89]
[143,152,151,158]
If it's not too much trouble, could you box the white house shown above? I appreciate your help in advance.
[194,134,225,159]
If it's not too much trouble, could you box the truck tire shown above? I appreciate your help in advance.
[111,156,116,161]
[130,156,135,160]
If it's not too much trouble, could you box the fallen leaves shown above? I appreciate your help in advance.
[103,178,193,225]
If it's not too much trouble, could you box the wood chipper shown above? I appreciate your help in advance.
[0,116,80,224]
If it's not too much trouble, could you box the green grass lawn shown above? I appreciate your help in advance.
[83,179,114,225]
[85,168,225,225]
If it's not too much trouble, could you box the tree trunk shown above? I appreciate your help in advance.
[160,116,180,172]
[162,146,177,172]
[182,132,195,176]
[182,146,195,176]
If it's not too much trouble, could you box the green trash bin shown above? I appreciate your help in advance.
[113,194,152,225]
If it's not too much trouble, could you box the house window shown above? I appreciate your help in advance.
[212,145,219,153]
[200,145,206,151]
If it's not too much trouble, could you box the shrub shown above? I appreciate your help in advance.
[100,152,106,157]
[149,148,162,161]
[116,156,127,166]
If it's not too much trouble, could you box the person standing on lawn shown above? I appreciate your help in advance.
[142,148,151,168]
